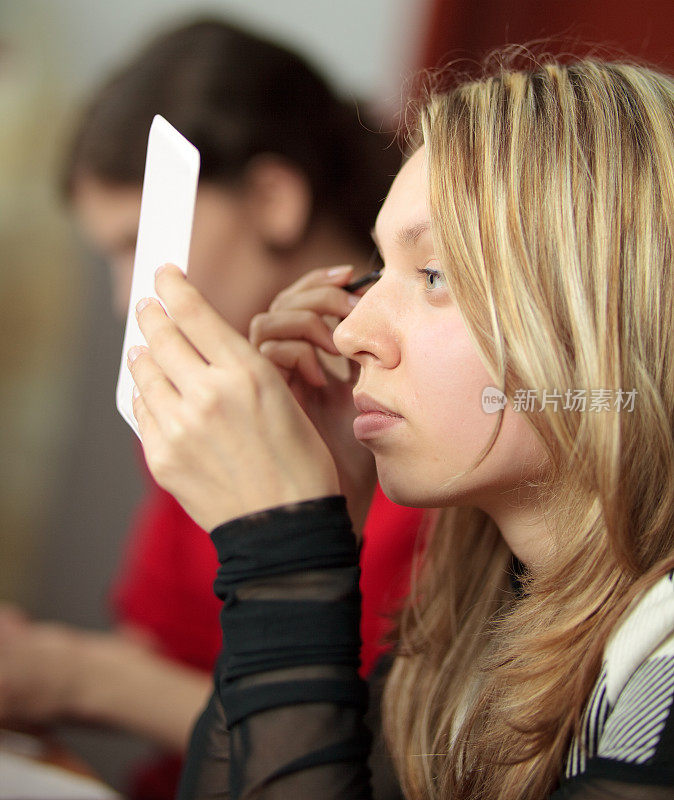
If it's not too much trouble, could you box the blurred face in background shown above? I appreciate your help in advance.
[71,168,313,334]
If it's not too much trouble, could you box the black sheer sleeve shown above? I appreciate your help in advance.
[177,495,401,800]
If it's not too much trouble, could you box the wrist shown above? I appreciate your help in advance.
[211,495,356,589]
[67,632,127,722]
[58,629,99,720]
[67,632,212,749]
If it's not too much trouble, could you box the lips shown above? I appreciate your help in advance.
[353,392,402,417]
[352,392,404,440]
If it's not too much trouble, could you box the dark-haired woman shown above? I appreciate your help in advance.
[0,18,421,800]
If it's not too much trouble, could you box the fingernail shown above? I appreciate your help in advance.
[136,297,151,314]
[348,294,360,307]
[327,265,353,278]
[128,346,143,363]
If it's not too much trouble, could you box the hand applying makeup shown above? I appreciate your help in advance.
[249,264,378,533]
[127,264,340,532]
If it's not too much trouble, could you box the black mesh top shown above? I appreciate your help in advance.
[176,496,674,800]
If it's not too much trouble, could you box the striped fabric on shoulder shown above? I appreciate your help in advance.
[565,571,674,779]
[597,652,674,764]
[565,666,611,776]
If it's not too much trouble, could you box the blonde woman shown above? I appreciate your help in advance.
[125,57,674,799]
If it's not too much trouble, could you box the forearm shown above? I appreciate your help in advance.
[71,632,212,751]
[181,495,373,799]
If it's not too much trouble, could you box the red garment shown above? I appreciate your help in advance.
[110,475,221,673]
[358,483,424,676]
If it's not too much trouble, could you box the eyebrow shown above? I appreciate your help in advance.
[370,221,431,251]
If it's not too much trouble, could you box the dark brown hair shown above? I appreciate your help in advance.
[62,17,400,252]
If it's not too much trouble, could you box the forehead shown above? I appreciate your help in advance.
[374,146,428,243]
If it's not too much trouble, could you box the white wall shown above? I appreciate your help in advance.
[21,0,425,107]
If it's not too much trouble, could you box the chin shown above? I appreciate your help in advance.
[376,466,434,509]
[375,458,476,510]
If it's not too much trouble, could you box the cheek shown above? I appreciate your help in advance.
[379,311,526,507]
[110,259,134,321]
[405,314,495,457]
[486,406,550,486]
[402,315,548,501]
[186,211,278,335]
[375,307,550,507]
[186,204,240,296]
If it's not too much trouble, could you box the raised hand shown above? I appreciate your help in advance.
[128,264,340,532]
[249,265,377,532]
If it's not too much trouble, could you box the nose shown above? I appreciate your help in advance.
[333,276,401,370]
[110,259,134,321]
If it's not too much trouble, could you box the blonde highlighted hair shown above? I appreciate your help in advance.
[383,57,674,799]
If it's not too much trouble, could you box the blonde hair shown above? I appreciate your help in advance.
[383,57,674,800]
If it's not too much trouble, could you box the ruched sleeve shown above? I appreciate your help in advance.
[177,495,402,800]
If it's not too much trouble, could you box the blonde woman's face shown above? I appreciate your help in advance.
[334,147,548,515]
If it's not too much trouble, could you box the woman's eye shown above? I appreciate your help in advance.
[416,266,446,292]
